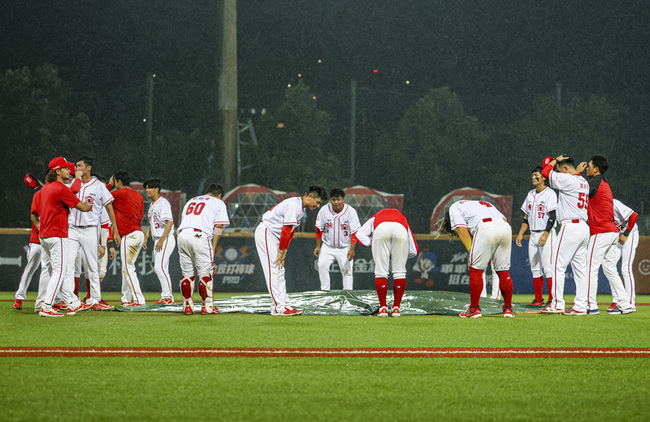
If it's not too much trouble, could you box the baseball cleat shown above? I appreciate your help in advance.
[606,302,618,312]
[540,306,563,314]
[39,308,65,318]
[67,302,92,316]
[390,307,401,317]
[377,306,389,317]
[543,300,553,307]
[563,308,587,316]
[586,308,600,315]
[52,301,66,311]
[272,306,304,316]
[201,305,220,315]
[155,297,174,305]
[531,300,545,306]
[503,306,515,318]
[13,299,23,310]
[184,301,194,315]
[121,302,143,308]
[459,305,482,318]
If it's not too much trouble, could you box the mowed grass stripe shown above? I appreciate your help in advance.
[2,347,649,358]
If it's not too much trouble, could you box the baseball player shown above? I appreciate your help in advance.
[109,171,145,307]
[578,156,633,315]
[438,200,514,318]
[540,155,590,314]
[516,165,558,306]
[38,157,92,317]
[66,156,119,311]
[13,187,44,311]
[255,186,327,316]
[143,179,176,304]
[313,188,361,290]
[176,184,230,315]
[603,199,639,311]
[349,208,418,317]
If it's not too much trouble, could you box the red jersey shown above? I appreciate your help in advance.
[29,190,42,243]
[38,181,81,238]
[587,176,618,235]
[112,187,144,236]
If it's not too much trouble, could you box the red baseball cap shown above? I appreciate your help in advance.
[542,156,553,167]
[49,157,68,171]
[24,174,40,189]
[67,162,76,173]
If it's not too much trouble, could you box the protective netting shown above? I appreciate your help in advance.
[116,290,542,316]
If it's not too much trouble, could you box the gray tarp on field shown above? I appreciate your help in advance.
[116,290,542,316]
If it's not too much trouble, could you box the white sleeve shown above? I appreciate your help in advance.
[213,200,230,228]
[547,189,558,212]
[355,218,374,247]
[315,207,325,231]
[448,204,466,231]
[349,207,361,233]
[520,195,530,216]
[283,200,302,227]
[160,198,174,222]
[547,171,570,191]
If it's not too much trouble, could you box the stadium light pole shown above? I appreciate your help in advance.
[220,0,238,189]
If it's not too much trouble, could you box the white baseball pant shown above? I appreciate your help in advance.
[177,229,213,278]
[318,242,353,290]
[120,231,145,305]
[255,223,293,313]
[481,263,500,299]
[41,237,80,308]
[372,222,408,279]
[15,243,42,301]
[67,226,102,305]
[603,231,639,308]
[550,221,590,311]
[153,235,176,299]
[469,220,512,272]
[34,248,51,312]
[99,227,109,279]
[529,230,555,279]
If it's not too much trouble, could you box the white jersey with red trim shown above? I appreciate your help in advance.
[547,172,589,222]
[261,197,305,238]
[100,207,111,227]
[520,187,558,231]
[147,196,175,240]
[613,199,638,234]
[68,177,114,227]
[315,203,361,248]
[177,195,229,240]
[449,200,507,236]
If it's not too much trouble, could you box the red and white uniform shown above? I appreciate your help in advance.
[603,199,639,308]
[66,177,114,306]
[177,195,229,278]
[112,187,145,305]
[15,191,45,308]
[38,181,82,308]
[255,197,305,313]
[543,167,590,311]
[315,203,361,290]
[521,187,557,280]
[448,200,511,271]
[147,196,176,300]
[98,208,111,279]
[354,209,418,279]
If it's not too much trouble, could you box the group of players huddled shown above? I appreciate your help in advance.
[13,153,638,318]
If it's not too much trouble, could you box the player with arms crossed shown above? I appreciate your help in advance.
[439,200,514,318]
[349,208,418,317]
[255,186,327,316]
[579,155,633,315]
[176,184,229,315]
[540,155,590,314]
[516,165,557,306]
[314,188,361,290]
[603,199,639,312]
[143,179,176,305]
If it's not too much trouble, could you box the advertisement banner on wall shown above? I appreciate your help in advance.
[1,232,649,296]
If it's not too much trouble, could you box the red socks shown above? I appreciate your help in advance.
[533,277,544,302]
[74,277,80,296]
[469,268,484,308]
[497,271,513,307]
[180,276,193,299]
[393,278,406,308]
[546,277,553,301]
[375,277,388,308]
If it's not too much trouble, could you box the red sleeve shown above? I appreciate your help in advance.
[626,212,638,232]
[69,178,82,194]
[106,183,113,191]
[541,164,553,179]
[351,233,359,244]
[108,225,114,241]
[279,225,295,250]
[60,184,81,208]
[315,227,323,239]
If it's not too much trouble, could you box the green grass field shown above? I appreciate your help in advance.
[2,292,649,421]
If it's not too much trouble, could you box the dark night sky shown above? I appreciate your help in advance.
[1,0,649,145]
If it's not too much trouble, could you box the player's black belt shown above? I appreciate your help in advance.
[531,230,544,233]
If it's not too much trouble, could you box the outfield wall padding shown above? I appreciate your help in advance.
[2,230,650,295]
